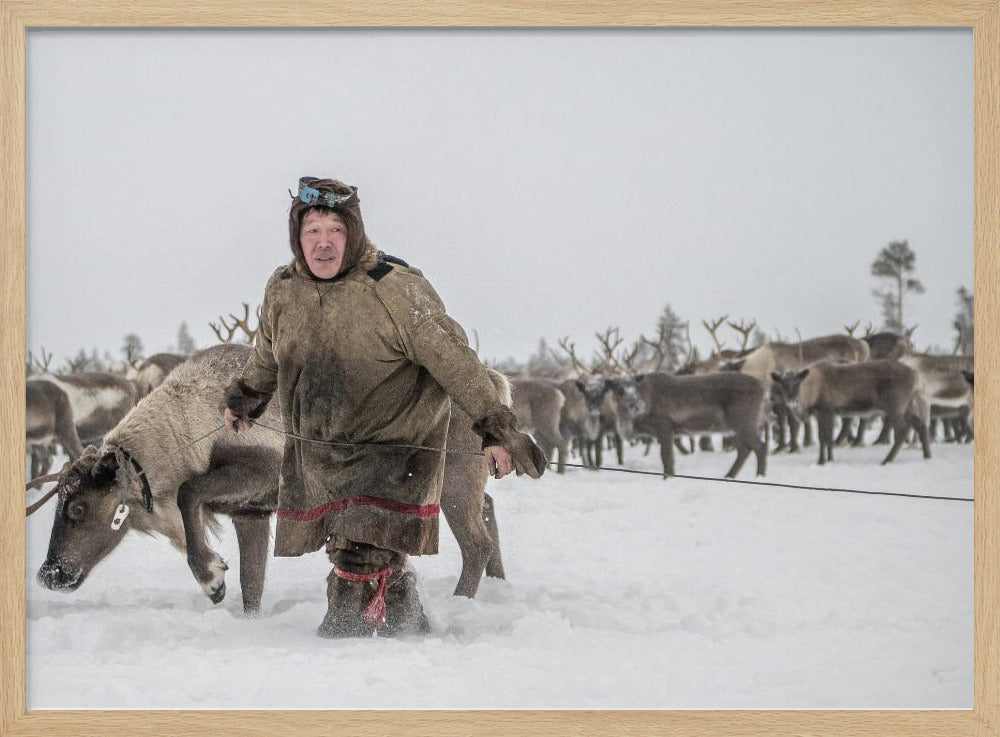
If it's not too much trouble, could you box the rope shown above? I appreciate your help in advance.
[551,461,974,503]
[28,419,971,515]
[333,566,392,626]
[254,420,972,504]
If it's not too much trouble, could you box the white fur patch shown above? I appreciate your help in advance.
[200,556,228,599]
[46,377,128,423]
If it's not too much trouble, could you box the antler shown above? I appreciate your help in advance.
[28,347,53,374]
[26,465,69,516]
[863,321,874,339]
[844,320,860,337]
[554,336,590,376]
[593,327,625,375]
[701,316,728,354]
[639,331,667,373]
[210,303,260,344]
[619,340,641,376]
[726,318,757,352]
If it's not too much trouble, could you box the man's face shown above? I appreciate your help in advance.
[300,210,348,279]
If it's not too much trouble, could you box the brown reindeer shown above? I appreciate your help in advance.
[772,360,931,466]
[37,344,510,613]
[552,335,610,467]
[608,371,768,479]
[510,377,568,474]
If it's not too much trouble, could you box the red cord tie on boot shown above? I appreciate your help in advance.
[333,566,393,626]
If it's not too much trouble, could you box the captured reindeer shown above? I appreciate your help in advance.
[36,344,511,614]
[772,360,931,466]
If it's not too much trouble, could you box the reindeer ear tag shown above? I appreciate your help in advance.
[111,503,130,530]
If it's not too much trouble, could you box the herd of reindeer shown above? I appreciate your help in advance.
[23,310,974,614]
[510,318,974,481]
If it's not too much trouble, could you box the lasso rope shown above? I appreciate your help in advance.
[27,420,974,514]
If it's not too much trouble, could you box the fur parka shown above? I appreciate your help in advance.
[232,207,507,557]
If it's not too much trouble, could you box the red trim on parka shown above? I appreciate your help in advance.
[276,494,441,521]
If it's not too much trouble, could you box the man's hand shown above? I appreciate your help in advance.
[484,446,514,479]
[224,407,254,433]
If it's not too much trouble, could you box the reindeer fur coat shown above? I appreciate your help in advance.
[229,196,506,558]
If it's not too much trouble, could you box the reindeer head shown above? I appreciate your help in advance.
[37,447,135,593]
[770,369,810,409]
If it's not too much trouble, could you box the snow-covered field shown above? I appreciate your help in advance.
[25,437,973,710]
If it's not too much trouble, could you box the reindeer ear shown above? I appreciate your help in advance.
[797,368,810,380]
[575,380,585,393]
[91,452,119,482]
[770,372,782,383]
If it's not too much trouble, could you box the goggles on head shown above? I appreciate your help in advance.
[291,178,358,208]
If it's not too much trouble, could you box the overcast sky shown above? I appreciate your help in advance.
[26,29,973,370]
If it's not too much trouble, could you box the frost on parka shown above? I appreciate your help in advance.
[237,179,506,557]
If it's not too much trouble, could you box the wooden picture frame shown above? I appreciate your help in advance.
[2,2,997,735]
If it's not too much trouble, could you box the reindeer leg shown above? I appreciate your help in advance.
[595,433,605,469]
[834,417,853,447]
[230,511,271,615]
[614,432,624,466]
[657,429,676,478]
[725,444,752,478]
[755,439,767,476]
[873,416,892,445]
[802,417,814,447]
[177,477,231,605]
[177,451,279,608]
[440,457,494,599]
[774,409,788,452]
[881,414,908,464]
[851,417,869,447]
[787,411,801,453]
[817,412,834,465]
[906,411,932,460]
[481,493,505,580]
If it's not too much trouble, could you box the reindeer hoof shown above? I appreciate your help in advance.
[209,581,226,604]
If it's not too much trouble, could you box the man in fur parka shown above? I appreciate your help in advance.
[223,177,545,638]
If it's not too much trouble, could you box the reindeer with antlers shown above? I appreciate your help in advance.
[604,332,769,480]
[210,302,260,344]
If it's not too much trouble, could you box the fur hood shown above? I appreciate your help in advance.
[288,177,379,280]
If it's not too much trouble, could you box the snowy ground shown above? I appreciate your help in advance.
[25,435,973,710]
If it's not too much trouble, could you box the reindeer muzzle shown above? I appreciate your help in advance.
[37,559,85,591]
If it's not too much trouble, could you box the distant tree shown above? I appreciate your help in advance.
[176,321,197,355]
[870,240,924,332]
[652,304,689,372]
[526,337,565,379]
[121,333,145,365]
[952,285,974,356]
